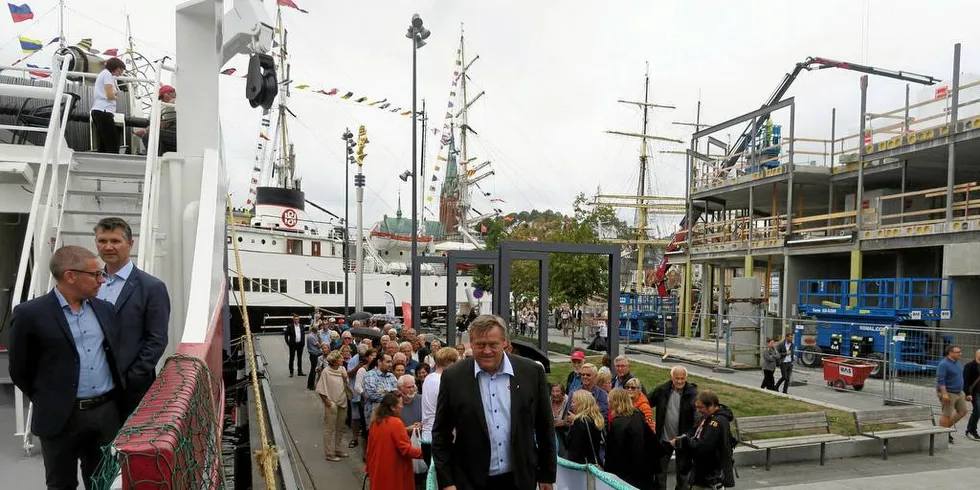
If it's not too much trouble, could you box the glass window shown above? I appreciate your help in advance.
[261,278,269,292]
[305,280,312,294]
[328,281,336,294]
[231,276,239,291]
[336,282,344,295]
[270,279,279,293]
[313,281,321,294]
[243,277,251,292]
[279,279,287,294]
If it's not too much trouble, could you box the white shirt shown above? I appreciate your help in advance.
[599,324,608,338]
[476,355,514,476]
[420,371,442,441]
[782,341,793,364]
[293,324,302,343]
[92,69,118,113]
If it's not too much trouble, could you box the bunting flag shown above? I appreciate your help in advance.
[437,155,447,161]
[276,0,308,13]
[259,132,271,141]
[102,48,119,57]
[294,84,309,89]
[76,38,93,52]
[220,68,236,75]
[7,3,33,22]
[18,36,42,53]
[341,91,353,99]
[26,63,48,78]
[489,198,506,203]
[369,98,387,106]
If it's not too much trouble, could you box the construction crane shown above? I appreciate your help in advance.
[653,56,941,296]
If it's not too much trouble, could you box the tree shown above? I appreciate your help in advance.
[471,193,628,309]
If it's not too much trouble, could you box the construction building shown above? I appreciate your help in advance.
[671,44,980,338]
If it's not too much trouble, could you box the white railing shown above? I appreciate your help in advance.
[138,59,178,274]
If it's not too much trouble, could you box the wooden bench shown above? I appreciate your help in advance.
[853,406,954,460]
[735,412,849,470]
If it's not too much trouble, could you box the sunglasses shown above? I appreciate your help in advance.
[625,386,640,391]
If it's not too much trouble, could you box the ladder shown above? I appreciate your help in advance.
[689,299,703,338]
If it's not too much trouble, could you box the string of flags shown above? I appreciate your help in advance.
[219,69,416,117]
[421,44,465,216]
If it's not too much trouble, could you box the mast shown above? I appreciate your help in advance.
[636,64,651,291]
[458,28,469,234]
[419,98,427,234]
[58,0,66,49]
[273,7,296,190]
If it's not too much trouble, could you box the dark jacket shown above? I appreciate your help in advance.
[432,354,557,490]
[111,266,170,402]
[9,291,126,438]
[283,322,305,346]
[776,339,795,364]
[648,380,699,440]
[965,360,980,395]
[565,416,603,465]
[677,404,734,488]
[604,411,653,489]
[612,371,641,391]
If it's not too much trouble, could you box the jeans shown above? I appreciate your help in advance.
[774,362,793,393]
[967,394,979,435]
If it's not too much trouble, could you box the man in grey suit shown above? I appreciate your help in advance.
[94,217,171,419]
[10,245,126,490]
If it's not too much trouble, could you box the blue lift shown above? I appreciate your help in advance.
[794,278,953,377]
[619,292,678,343]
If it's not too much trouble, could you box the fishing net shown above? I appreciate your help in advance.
[90,353,224,489]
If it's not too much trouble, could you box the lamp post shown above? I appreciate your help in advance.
[354,125,369,311]
[407,13,430,330]
[342,128,354,315]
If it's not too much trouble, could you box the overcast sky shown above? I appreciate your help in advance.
[3,0,979,234]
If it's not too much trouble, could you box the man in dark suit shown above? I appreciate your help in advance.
[774,331,795,393]
[10,245,127,490]
[432,314,556,490]
[94,217,170,419]
[284,314,306,377]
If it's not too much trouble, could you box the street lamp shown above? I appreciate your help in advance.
[407,13,430,331]
[342,128,354,315]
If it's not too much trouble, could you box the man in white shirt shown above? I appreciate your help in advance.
[420,345,459,463]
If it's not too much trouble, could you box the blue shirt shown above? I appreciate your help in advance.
[97,260,133,304]
[475,355,514,476]
[54,288,115,398]
[568,385,609,421]
[937,357,964,393]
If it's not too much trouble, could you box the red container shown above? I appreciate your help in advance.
[822,356,877,391]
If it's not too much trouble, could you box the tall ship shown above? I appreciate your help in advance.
[228,25,495,328]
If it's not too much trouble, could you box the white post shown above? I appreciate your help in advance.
[355,181,364,311]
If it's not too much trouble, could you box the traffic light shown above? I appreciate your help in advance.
[355,125,369,164]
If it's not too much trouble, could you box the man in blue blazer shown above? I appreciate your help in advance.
[94,217,171,419]
[10,245,127,490]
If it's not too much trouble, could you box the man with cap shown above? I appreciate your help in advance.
[139,85,177,155]
[565,349,587,394]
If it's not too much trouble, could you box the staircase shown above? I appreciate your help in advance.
[58,152,146,247]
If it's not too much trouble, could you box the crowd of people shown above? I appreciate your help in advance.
[298,313,735,490]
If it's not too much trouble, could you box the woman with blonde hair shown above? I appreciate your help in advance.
[625,377,656,434]
[565,389,604,465]
[605,388,654,489]
[316,350,352,461]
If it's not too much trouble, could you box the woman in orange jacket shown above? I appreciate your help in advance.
[625,378,656,433]
[365,392,423,490]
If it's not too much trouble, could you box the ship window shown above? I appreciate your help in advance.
[434,282,438,288]
[279,279,287,293]
[243,277,251,292]
[320,281,329,294]
[270,279,278,293]
[261,239,266,245]
[386,281,391,287]
[261,278,270,292]
[231,276,240,290]
[399,251,404,256]
[405,282,409,287]
[328,281,336,294]
[238,237,243,243]
[336,282,344,294]
[313,281,321,294]
[331,244,335,256]
[312,241,321,257]
[305,280,312,294]
[385,250,389,255]
[287,239,303,255]
[464,282,468,287]
[226,236,232,244]
[272,240,277,245]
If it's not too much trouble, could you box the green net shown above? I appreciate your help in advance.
[91,353,224,490]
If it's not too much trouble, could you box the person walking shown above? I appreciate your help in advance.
[648,365,698,490]
[963,349,980,440]
[670,391,734,490]
[565,390,604,465]
[9,246,127,489]
[773,332,795,393]
[94,217,170,419]
[317,351,351,461]
[432,314,556,490]
[420,347,459,463]
[761,337,778,391]
[283,314,306,377]
[365,392,423,490]
[937,345,968,443]
[307,324,324,390]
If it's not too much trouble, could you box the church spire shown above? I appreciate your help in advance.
[396,189,403,219]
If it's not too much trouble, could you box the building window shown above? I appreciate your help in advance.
[279,279,287,293]
[243,277,251,292]
[261,278,270,292]
[305,280,312,294]
[328,281,336,294]
[313,281,321,294]
[336,282,344,295]
[287,239,303,255]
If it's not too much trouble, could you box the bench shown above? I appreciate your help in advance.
[853,406,953,460]
[735,412,849,470]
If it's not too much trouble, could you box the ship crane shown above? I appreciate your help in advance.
[653,56,941,296]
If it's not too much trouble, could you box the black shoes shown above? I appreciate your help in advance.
[965,431,980,441]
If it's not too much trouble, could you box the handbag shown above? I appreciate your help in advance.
[410,427,428,474]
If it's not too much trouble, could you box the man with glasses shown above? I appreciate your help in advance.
[9,245,127,489]
[94,217,171,419]
[937,344,967,443]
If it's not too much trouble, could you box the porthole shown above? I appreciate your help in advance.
[237,237,243,242]
[272,240,277,245]
[386,281,391,286]
[261,239,266,245]
[434,282,438,288]
[464,282,468,287]
[405,282,409,287]
[399,251,404,256]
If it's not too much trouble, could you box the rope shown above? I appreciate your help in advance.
[226,194,280,490]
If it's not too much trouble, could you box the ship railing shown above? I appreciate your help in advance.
[137,59,178,274]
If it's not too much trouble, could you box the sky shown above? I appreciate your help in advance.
[3,0,980,235]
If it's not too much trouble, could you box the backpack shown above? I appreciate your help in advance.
[719,417,739,487]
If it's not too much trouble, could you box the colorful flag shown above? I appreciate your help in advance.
[325,88,338,95]
[220,68,237,75]
[18,36,42,53]
[102,48,119,57]
[76,38,93,51]
[490,198,506,203]
[341,92,354,99]
[437,155,447,161]
[295,84,309,89]
[7,3,33,23]
[401,110,413,116]
[26,63,48,78]
[378,102,390,109]
[354,96,367,103]
[276,0,308,13]
[259,132,270,141]
[369,98,387,106]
